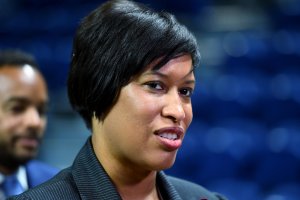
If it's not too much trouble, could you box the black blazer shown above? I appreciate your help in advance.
[9,137,226,200]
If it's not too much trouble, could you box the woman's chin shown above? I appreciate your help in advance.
[153,155,177,171]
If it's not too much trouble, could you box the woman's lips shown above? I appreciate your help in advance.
[154,127,184,151]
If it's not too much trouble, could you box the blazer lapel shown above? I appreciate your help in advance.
[72,138,122,200]
[157,171,183,200]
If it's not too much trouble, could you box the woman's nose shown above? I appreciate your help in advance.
[161,90,185,123]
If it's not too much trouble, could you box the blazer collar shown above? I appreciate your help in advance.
[157,172,183,200]
[71,137,182,200]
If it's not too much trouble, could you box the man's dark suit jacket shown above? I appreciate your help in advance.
[9,137,226,200]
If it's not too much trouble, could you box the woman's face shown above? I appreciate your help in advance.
[93,54,195,172]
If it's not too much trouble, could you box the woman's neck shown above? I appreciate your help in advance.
[92,135,160,200]
[116,172,159,200]
[102,155,159,199]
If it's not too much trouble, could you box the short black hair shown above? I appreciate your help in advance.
[68,0,200,129]
[0,49,39,69]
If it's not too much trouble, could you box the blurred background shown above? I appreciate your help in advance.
[1,0,300,199]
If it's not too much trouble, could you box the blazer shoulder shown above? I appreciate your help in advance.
[168,176,227,200]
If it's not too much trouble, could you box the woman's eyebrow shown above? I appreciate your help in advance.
[184,79,195,85]
[143,71,195,85]
[143,71,167,78]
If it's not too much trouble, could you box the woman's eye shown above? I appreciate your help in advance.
[179,88,193,97]
[146,82,163,90]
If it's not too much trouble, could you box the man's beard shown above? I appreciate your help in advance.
[0,153,30,169]
[0,140,34,170]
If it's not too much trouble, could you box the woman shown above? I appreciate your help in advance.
[10,0,226,199]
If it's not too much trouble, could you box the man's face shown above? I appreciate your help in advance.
[0,65,48,170]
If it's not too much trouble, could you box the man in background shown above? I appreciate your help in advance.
[0,49,58,199]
